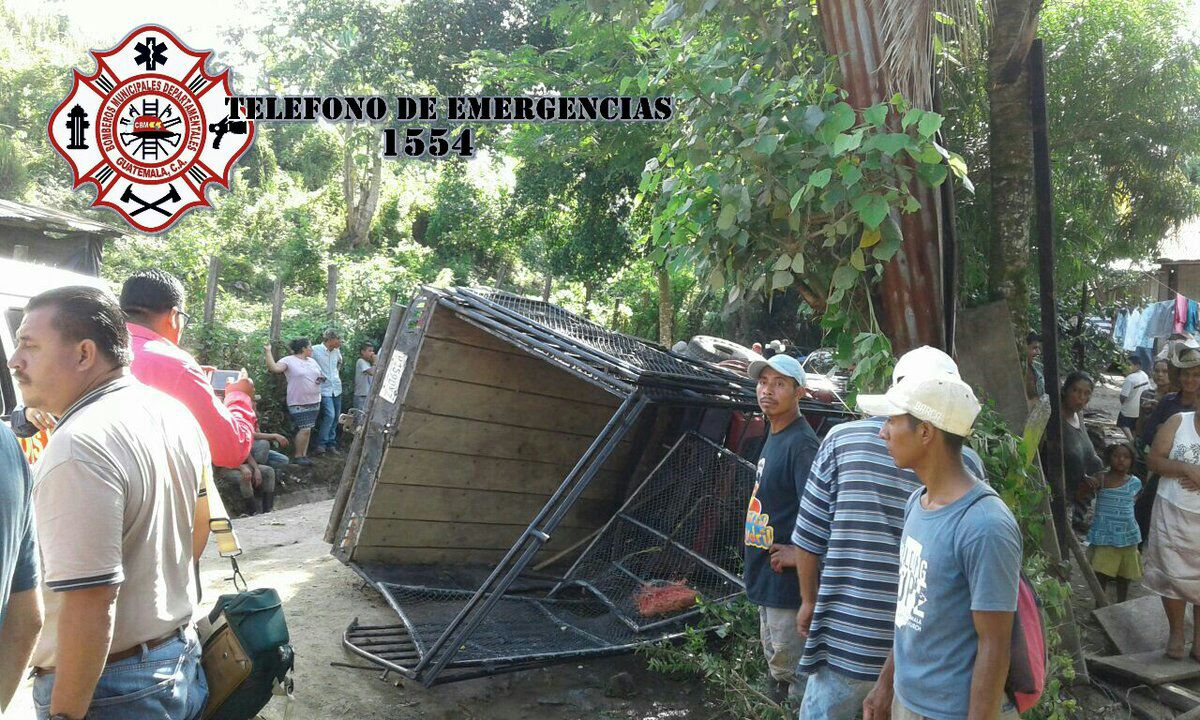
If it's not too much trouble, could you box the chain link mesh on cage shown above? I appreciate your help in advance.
[455,287,744,385]
[348,432,757,677]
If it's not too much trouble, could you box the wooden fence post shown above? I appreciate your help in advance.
[269,277,284,346]
[326,264,338,325]
[200,256,220,363]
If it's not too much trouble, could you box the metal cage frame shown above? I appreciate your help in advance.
[327,286,854,686]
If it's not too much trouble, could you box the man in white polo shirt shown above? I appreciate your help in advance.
[7,286,208,720]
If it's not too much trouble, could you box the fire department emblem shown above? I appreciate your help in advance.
[48,25,255,233]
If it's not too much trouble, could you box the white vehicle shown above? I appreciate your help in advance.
[0,257,109,462]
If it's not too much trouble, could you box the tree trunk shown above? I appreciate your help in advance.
[815,0,945,353]
[542,274,552,302]
[987,0,1042,332]
[657,265,673,346]
[342,127,382,249]
[1074,282,1088,369]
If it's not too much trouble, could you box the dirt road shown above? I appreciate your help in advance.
[10,500,706,719]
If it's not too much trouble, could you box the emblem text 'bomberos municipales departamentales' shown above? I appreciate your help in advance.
[49,24,255,233]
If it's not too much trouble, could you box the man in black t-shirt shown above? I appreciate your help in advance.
[744,353,820,704]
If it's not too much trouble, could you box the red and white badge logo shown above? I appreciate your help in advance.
[48,25,255,233]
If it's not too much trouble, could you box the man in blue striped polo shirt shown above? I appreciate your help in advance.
[791,347,984,720]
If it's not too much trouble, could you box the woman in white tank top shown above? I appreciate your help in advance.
[1146,410,1200,661]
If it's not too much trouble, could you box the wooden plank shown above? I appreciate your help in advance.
[404,376,620,436]
[1088,651,1200,685]
[390,411,633,468]
[1094,595,1195,655]
[363,484,618,527]
[413,336,617,406]
[375,448,620,500]
[354,545,574,566]
[424,311,528,356]
[355,520,598,551]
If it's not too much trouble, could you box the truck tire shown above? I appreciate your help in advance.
[687,335,758,364]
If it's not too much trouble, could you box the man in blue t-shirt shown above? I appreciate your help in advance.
[792,347,986,720]
[0,423,42,712]
[743,354,820,704]
[858,373,1022,720]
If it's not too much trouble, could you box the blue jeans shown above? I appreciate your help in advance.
[317,394,342,449]
[34,627,207,720]
[798,666,875,720]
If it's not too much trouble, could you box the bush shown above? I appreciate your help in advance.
[642,599,789,720]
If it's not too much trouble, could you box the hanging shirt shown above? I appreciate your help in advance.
[1113,311,1127,344]
[1148,301,1176,340]
[1122,308,1143,352]
[1188,300,1199,334]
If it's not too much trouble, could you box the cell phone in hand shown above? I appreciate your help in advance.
[210,370,240,391]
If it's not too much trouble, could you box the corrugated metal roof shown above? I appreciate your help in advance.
[0,199,123,236]
[0,257,109,299]
[1158,217,1200,263]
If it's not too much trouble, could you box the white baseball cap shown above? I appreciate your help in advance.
[892,345,960,384]
[748,354,806,385]
[857,374,981,436]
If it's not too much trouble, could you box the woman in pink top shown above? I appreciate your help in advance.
[264,338,324,466]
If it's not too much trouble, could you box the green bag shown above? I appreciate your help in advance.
[201,588,295,720]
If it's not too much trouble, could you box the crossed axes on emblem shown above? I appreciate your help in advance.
[120,183,181,217]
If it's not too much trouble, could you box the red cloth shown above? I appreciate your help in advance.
[127,323,256,467]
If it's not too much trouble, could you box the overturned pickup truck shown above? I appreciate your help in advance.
[324,287,854,686]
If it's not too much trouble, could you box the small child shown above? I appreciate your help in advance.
[1085,443,1143,603]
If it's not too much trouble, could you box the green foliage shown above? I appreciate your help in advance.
[642,599,789,720]
[949,0,1200,304]
[624,0,968,366]
[275,125,342,191]
[421,162,515,283]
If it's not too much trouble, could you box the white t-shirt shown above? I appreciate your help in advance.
[31,377,208,667]
[1120,370,1150,417]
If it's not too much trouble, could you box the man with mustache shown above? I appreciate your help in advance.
[8,286,207,720]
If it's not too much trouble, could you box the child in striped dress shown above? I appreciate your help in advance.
[1085,442,1143,603]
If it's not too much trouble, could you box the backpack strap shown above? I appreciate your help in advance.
[201,466,249,592]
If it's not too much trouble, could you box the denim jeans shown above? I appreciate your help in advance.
[759,606,806,700]
[317,394,342,449]
[797,667,875,720]
[34,627,207,720]
[251,439,290,470]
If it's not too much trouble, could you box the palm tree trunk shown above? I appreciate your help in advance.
[987,0,1043,328]
[815,0,945,353]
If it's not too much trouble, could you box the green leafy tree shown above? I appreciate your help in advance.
[630,2,965,355]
